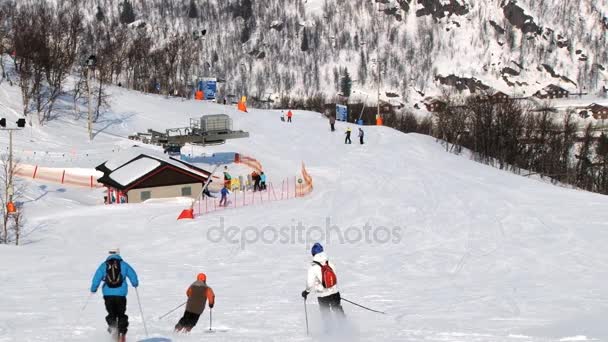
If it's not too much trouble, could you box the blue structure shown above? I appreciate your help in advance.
[198,78,217,100]
[336,104,348,121]
[181,152,236,165]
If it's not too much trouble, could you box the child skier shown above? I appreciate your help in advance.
[175,273,216,333]
[358,128,364,145]
[219,185,230,207]
[301,243,345,324]
[260,172,267,190]
[90,249,139,342]
[223,166,232,187]
[287,110,293,122]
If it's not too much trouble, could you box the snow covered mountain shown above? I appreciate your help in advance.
[42,0,608,104]
[1,76,608,341]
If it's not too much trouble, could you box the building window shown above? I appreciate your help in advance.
[181,186,192,196]
[141,191,151,201]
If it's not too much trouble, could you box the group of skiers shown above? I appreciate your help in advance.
[344,127,364,145]
[219,166,267,207]
[280,110,294,122]
[90,242,344,340]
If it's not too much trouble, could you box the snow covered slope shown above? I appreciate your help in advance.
[1,84,608,342]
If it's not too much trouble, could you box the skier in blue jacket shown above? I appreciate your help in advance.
[260,172,267,190]
[90,248,139,341]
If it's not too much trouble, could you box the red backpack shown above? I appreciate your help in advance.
[314,261,337,288]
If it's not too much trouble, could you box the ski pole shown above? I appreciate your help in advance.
[81,292,93,312]
[158,301,186,320]
[135,288,149,337]
[209,308,213,332]
[340,297,386,315]
[304,298,309,336]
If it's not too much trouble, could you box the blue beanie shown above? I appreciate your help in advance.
[311,243,324,256]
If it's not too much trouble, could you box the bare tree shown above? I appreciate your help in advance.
[0,152,24,245]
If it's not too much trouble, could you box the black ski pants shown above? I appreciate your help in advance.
[104,296,129,334]
[317,292,345,319]
[177,310,202,330]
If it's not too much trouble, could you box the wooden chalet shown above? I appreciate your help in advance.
[96,151,212,204]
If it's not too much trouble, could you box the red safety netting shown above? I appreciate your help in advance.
[14,164,103,188]
[181,163,313,219]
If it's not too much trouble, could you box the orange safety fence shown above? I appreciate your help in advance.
[14,164,103,189]
[179,161,313,219]
[297,162,313,197]
[235,153,263,173]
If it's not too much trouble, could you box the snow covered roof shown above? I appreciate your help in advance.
[109,158,161,186]
[96,152,212,190]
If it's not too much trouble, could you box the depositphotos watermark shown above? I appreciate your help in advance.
[206,217,403,249]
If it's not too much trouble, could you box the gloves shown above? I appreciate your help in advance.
[209,304,214,309]
[301,290,309,299]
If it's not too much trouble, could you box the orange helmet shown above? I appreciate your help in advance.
[197,273,207,282]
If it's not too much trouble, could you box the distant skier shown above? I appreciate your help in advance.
[329,116,336,132]
[344,127,352,144]
[287,110,293,123]
[223,166,232,187]
[358,128,364,145]
[90,248,139,342]
[281,111,286,122]
[252,171,261,192]
[302,243,345,324]
[175,273,216,333]
[260,171,267,190]
[219,184,230,207]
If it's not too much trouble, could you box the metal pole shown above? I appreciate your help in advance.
[375,1,381,123]
[209,308,213,331]
[87,67,93,141]
[8,130,12,203]
[304,298,309,336]
[158,301,186,320]
[135,288,149,337]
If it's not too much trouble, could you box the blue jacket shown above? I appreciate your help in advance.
[260,174,266,182]
[221,187,230,196]
[90,255,139,296]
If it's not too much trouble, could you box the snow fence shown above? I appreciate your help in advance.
[14,164,103,188]
[181,162,313,219]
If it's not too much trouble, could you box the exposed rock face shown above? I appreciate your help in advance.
[436,74,490,93]
[502,1,542,35]
[416,0,469,19]
[490,20,505,34]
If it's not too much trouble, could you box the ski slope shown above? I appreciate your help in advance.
[1,84,608,342]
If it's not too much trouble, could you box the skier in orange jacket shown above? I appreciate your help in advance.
[175,273,216,332]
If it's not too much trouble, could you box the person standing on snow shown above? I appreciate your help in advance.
[344,127,352,144]
[260,171,267,190]
[287,110,293,123]
[358,128,364,145]
[223,166,232,188]
[301,243,345,322]
[90,249,139,341]
[175,273,216,333]
[219,184,230,207]
[329,116,336,132]
[252,171,261,192]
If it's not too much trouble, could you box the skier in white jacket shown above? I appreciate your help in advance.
[301,243,345,320]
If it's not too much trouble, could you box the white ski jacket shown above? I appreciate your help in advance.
[305,252,338,298]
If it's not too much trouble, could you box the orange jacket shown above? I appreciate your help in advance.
[287,110,293,118]
[187,284,215,309]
